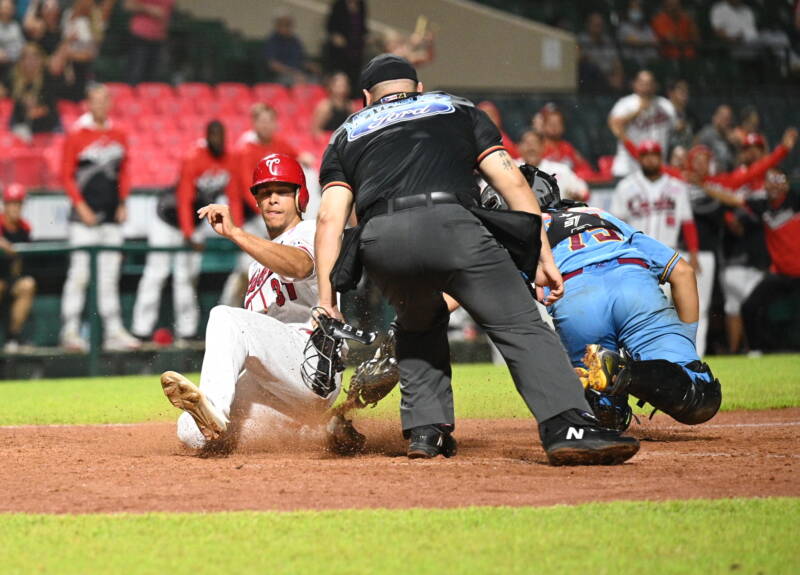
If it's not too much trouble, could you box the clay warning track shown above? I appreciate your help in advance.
[1,409,798,514]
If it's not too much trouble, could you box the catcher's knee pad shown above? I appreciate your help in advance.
[585,388,632,431]
[618,359,721,425]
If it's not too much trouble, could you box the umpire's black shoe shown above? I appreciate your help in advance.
[407,425,458,459]
[539,409,639,466]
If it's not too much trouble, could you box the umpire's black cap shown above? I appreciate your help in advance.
[360,54,418,91]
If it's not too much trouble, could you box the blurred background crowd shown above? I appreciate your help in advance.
[0,0,797,376]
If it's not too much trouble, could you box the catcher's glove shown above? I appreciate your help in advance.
[301,308,377,398]
[343,330,399,410]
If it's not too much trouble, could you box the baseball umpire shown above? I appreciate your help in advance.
[315,54,639,466]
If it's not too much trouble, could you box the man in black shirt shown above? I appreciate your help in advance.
[315,55,639,466]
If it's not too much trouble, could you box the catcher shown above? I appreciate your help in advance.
[160,153,379,454]
[480,166,721,431]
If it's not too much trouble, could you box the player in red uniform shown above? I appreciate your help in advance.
[701,166,800,352]
[59,84,139,352]
[132,120,236,343]
[0,183,36,353]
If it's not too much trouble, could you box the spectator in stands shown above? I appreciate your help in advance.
[312,71,356,138]
[0,183,36,353]
[617,0,659,66]
[0,0,24,95]
[325,0,366,98]
[220,102,304,306]
[132,120,235,344]
[60,83,140,352]
[651,0,700,60]
[535,103,594,180]
[381,25,435,68]
[608,69,677,177]
[124,0,174,85]
[517,130,588,202]
[577,12,624,93]
[670,144,687,170]
[263,11,315,86]
[667,79,697,153]
[732,105,760,147]
[9,42,60,138]
[23,0,63,56]
[477,100,519,160]
[61,0,113,101]
[710,0,758,46]
[696,104,737,172]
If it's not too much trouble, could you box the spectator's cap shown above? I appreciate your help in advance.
[360,54,418,92]
[2,183,26,203]
[742,132,766,149]
[636,140,662,156]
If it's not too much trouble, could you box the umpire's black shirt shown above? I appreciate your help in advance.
[320,91,504,216]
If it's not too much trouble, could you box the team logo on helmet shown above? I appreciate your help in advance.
[265,157,281,174]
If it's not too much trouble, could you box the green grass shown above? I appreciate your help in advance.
[0,355,798,426]
[1,498,797,574]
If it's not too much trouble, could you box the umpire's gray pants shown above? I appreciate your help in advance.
[360,204,590,431]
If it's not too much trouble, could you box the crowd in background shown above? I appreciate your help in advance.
[575,0,799,93]
[0,0,797,356]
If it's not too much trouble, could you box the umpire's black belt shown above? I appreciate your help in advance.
[363,192,461,221]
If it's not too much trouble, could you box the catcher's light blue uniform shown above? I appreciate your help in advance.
[544,207,707,382]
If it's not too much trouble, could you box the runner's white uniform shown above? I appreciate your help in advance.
[176,219,340,448]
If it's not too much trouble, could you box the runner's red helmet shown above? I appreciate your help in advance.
[250,153,308,213]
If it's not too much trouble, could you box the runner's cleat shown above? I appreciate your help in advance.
[161,371,229,441]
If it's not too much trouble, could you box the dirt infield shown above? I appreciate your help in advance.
[1,409,798,514]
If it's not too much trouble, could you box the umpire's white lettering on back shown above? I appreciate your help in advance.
[566,427,584,440]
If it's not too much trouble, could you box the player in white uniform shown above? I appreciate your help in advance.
[160,153,340,451]
[608,70,677,178]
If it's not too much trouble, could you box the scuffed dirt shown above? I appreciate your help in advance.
[1,409,798,514]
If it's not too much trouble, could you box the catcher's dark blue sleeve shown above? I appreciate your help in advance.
[630,232,682,283]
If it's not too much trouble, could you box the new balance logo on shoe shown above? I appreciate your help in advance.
[566,427,584,440]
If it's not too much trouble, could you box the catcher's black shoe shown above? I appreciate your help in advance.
[539,409,639,466]
[407,425,458,459]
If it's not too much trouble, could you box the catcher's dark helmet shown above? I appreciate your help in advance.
[250,153,309,213]
[480,164,562,212]
[519,164,561,211]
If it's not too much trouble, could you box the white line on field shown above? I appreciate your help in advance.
[657,421,800,430]
[0,422,159,430]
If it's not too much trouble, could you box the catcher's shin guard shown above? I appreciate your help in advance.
[616,359,721,425]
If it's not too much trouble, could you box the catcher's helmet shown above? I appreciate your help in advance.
[519,164,561,211]
[250,153,309,213]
